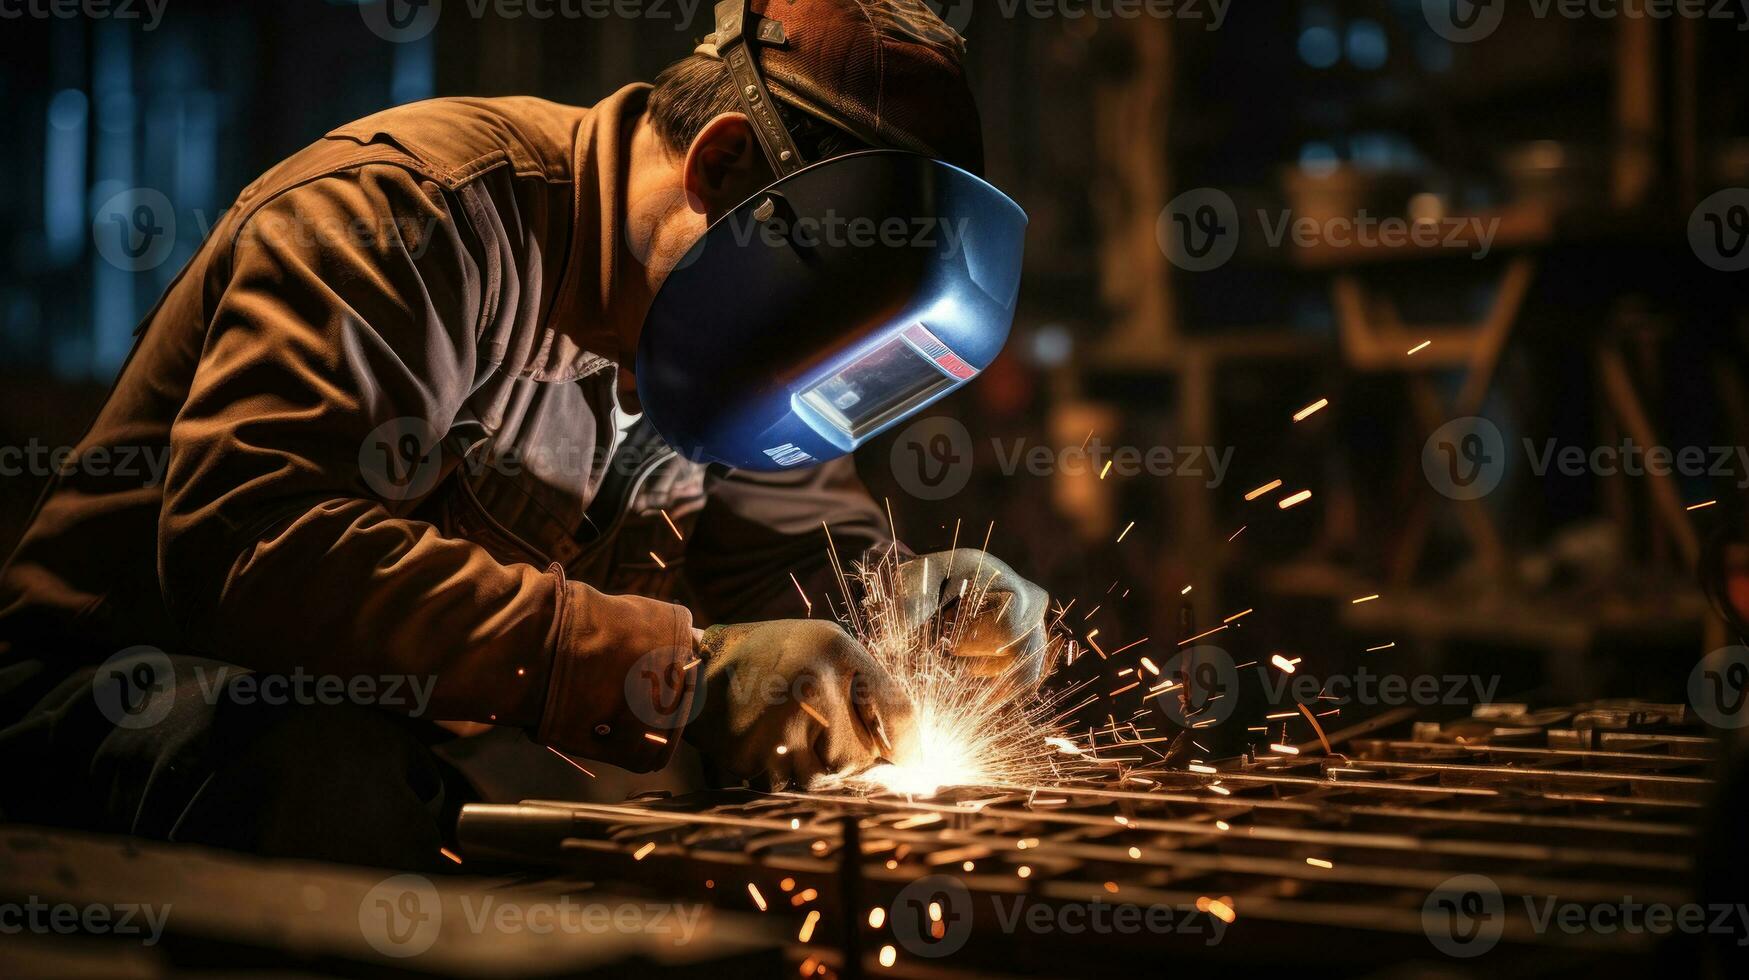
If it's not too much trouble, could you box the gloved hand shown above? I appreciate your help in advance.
[686,620,917,789]
[896,549,1051,691]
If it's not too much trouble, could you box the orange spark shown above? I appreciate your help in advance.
[1244,479,1283,500]
[1178,624,1229,646]
[546,746,596,778]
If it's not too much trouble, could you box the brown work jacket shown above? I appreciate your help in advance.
[0,84,890,773]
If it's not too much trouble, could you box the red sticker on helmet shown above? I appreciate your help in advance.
[903,324,976,380]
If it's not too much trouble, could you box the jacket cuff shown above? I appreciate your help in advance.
[535,564,697,772]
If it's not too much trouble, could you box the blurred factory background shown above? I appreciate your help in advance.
[2,0,1747,768]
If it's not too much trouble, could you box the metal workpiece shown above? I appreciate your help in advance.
[459,702,1723,976]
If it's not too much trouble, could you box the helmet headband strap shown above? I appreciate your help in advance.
[709,0,807,178]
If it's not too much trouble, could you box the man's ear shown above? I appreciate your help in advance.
[682,113,770,219]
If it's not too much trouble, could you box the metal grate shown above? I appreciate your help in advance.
[459,701,1719,976]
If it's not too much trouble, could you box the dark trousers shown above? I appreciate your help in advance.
[0,650,472,872]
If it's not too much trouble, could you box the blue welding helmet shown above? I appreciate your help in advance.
[633,0,1027,471]
[635,151,1027,471]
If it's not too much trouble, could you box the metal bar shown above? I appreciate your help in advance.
[1339,759,1715,787]
[1354,739,1716,765]
[837,815,863,980]
[776,792,1688,871]
[461,699,1714,970]
[1210,770,1708,807]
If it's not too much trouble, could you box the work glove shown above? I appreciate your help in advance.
[895,549,1051,692]
[686,620,918,789]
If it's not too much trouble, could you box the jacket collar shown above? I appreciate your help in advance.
[527,82,651,384]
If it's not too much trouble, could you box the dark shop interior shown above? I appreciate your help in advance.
[2,1,1748,976]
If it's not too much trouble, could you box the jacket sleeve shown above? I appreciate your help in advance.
[158,167,693,772]
[682,457,906,624]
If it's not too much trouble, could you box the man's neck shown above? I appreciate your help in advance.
[616,112,691,357]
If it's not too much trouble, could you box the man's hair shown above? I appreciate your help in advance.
[646,0,967,163]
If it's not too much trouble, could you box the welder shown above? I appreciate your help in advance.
[0,0,1047,870]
